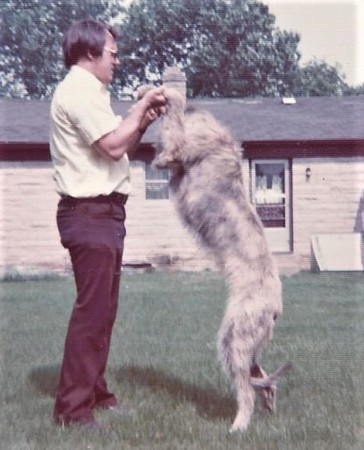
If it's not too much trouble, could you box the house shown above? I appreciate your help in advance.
[1,84,364,276]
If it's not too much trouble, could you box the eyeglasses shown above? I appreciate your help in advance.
[104,46,119,59]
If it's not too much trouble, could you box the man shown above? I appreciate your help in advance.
[49,19,166,429]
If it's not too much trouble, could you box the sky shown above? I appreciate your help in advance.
[263,0,364,86]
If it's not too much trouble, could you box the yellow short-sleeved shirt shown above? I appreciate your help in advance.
[49,65,131,198]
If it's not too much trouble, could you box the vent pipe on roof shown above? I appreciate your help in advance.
[281,97,296,105]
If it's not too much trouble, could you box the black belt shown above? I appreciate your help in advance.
[60,192,128,206]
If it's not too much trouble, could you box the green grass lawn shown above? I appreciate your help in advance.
[1,271,363,450]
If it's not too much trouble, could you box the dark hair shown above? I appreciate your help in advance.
[62,19,118,68]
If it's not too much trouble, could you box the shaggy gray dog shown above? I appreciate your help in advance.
[140,86,291,432]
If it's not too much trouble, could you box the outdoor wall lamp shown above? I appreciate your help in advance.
[305,167,312,181]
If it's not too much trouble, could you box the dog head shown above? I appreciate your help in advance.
[152,87,187,171]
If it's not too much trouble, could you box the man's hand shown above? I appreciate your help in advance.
[138,105,165,134]
[141,86,166,110]
[138,87,167,133]
[95,86,166,160]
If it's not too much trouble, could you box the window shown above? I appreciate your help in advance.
[145,162,169,199]
[251,159,291,252]
[253,162,285,227]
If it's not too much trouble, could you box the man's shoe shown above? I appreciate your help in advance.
[55,416,110,432]
[80,419,109,432]
[107,405,135,417]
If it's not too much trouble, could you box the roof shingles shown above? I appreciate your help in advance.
[1,95,363,144]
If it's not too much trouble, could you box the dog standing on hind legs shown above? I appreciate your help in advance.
[139,86,291,432]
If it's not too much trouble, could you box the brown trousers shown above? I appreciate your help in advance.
[53,194,126,425]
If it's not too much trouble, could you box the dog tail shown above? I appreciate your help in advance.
[250,362,292,388]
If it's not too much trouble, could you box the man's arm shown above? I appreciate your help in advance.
[95,87,165,161]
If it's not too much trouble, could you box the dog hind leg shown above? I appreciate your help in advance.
[250,362,277,413]
[229,372,255,432]
[217,319,256,432]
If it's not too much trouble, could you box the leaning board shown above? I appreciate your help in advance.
[311,233,364,271]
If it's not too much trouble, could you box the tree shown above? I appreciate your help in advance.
[0,0,353,99]
[294,59,348,97]
[344,83,364,96]
[117,0,302,97]
[0,0,125,98]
